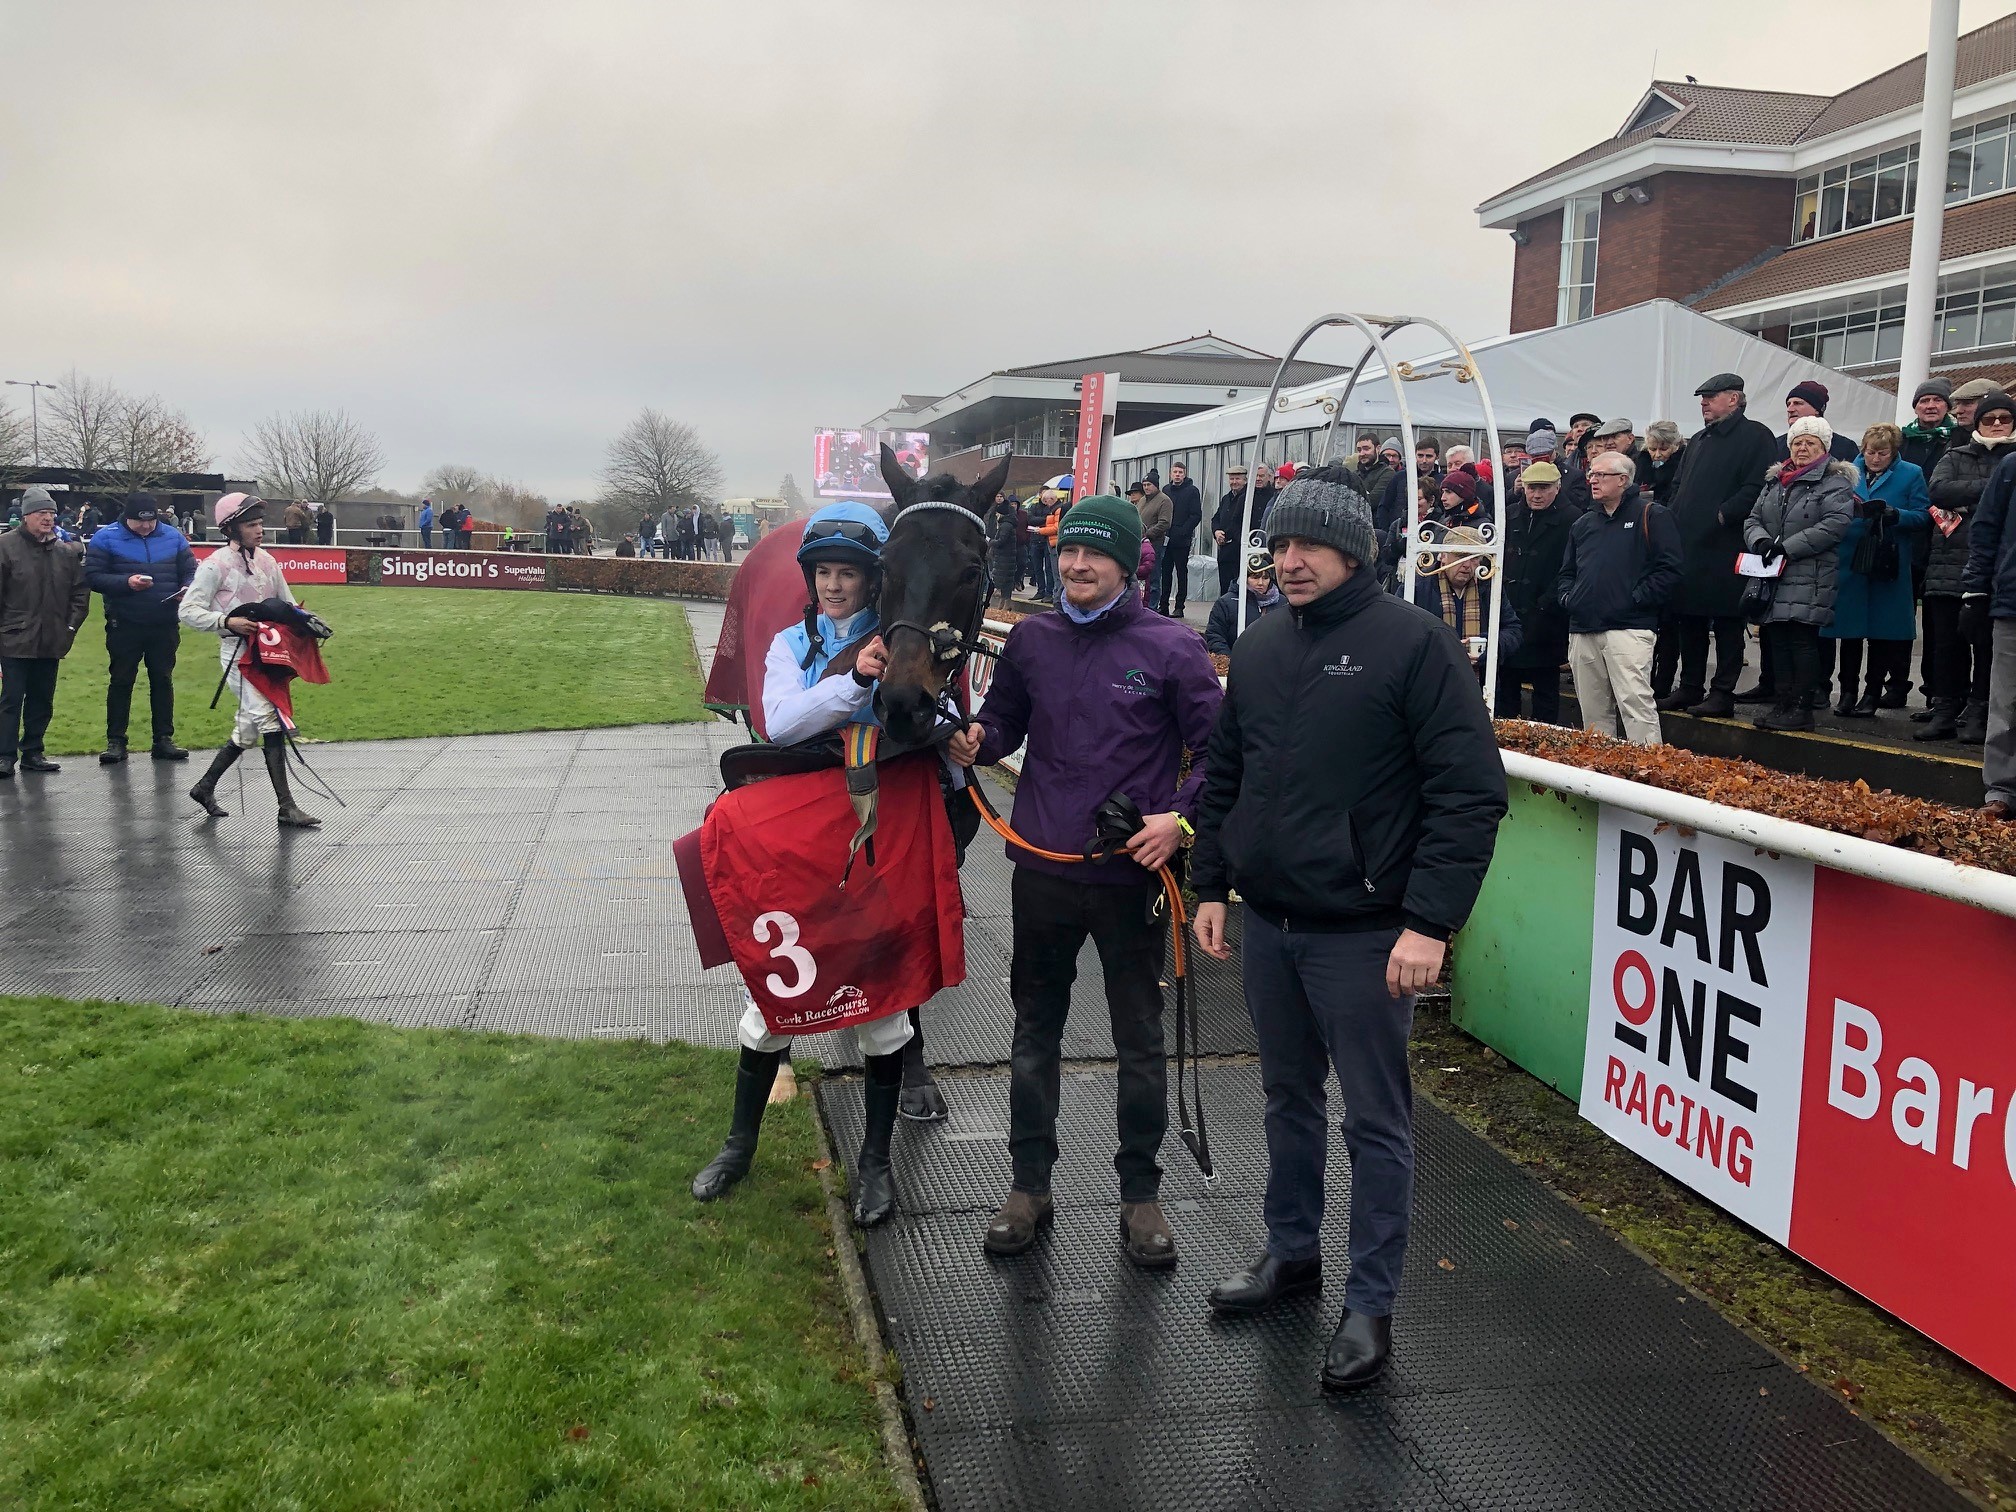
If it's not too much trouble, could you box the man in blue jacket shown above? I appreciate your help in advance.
[83,494,196,763]
[948,494,1222,1269]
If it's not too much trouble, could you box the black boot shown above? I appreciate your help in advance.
[1685,690,1736,719]
[1733,681,1777,704]
[692,1047,783,1200]
[1208,1251,1323,1316]
[853,1051,903,1227]
[1877,677,1911,710]
[152,738,189,761]
[1957,699,1990,745]
[189,743,243,817]
[263,732,319,828]
[1321,1310,1394,1392]
[1832,675,1860,717]
[99,738,128,765]
[897,1007,948,1122]
[1844,691,1879,719]
[1915,698,1962,741]
[1655,686,1703,712]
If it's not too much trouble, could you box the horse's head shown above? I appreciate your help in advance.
[873,442,1011,748]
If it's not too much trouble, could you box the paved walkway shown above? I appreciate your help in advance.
[0,605,1967,1512]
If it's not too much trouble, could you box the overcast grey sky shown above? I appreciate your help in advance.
[3,0,2009,500]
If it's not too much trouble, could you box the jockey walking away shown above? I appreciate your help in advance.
[179,493,320,829]
[692,500,939,1226]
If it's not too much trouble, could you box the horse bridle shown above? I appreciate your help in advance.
[879,499,991,728]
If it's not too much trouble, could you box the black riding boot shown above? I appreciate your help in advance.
[263,732,320,828]
[898,1006,948,1122]
[853,1051,904,1227]
[189,743,243,817]
[692,1047,783,1200]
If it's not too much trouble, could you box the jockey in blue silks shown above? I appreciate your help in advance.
[763,500,889,743]
[697,498,949,1227]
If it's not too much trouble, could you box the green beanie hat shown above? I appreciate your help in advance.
[1055,494,1142,570]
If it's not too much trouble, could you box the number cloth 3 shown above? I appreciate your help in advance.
[698,750,967,1037]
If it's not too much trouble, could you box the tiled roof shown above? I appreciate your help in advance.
[1800,12,2016,140]
[1488,82,1831,202]
[1486,14,2016,208]
[1695,193,2016,311]
[1861,357,2016,395]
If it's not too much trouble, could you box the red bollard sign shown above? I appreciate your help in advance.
[1581,807,2016,1386]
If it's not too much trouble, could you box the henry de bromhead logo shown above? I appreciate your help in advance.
[1111,667,1156,697]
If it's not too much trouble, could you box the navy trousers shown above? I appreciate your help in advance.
[1242,916,1415,1316]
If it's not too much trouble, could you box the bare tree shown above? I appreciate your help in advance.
[108,394,209,487]
[419,463,490,506]
[242,409,385,504]
[0,398,29,475]
[487,480,548,530]
[598,409,723,515]
[43,370,127,474]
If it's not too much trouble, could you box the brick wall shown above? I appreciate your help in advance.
[1510,212,1561,333]
[1596,172,1791,313]
[1507,172,1793,331]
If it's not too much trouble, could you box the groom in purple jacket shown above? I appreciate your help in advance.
[948,493,1222,1268]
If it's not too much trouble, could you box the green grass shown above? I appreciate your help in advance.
[38,585,707,755]
[0,997,899,1512]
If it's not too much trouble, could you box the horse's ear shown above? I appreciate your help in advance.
[965,451,1013,511]
[879,443,919,510]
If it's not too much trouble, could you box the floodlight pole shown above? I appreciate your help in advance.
[1895,0,1961,421]
[5,379,55,466]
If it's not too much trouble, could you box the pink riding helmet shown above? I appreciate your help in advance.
[213,492,267,529]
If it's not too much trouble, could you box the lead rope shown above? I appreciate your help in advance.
[963,780,1212,1182]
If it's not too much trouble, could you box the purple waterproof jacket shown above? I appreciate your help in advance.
[973,589,1222,884]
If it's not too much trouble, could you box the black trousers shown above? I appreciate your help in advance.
[1677,614,1748,695]
[1157,531,1193,615]
[1925,594,1992,703]
[1494,666,1564,725]
[1763,621,1822,704]
[1217,540,1239,596]
[1008,867,1167,1202]
[1833,638,1910,702]
[0,656,60,760]
[105,620,179,744]
[1651,616,1681,699]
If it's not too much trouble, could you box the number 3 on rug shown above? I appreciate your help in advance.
[752,911,817,997]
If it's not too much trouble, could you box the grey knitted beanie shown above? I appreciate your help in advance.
[1263,464,1377,565]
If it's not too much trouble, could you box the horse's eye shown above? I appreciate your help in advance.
[960,565,982,585]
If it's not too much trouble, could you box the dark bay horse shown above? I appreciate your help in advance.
[872,443,1010,748]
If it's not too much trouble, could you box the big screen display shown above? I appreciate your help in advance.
[813,429,930,499]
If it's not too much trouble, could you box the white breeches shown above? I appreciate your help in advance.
[219,638,281,748]
[737,998,914,1056]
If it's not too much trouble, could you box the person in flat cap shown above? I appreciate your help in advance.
[1661,372,1776,718]
[1773,380,1859,466]
[83,494,198,764]
[0,488,91,779]
[1190,461,1506,1393]
[1589,418,1656,492]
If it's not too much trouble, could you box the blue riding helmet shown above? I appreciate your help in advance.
[797,501,888,567]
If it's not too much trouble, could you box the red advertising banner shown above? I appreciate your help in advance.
[376,551,547,590]
[1792,870,2016,1388]
[1073,372,1108,504]
[191,544,348,586]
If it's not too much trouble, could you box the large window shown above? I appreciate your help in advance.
[1785,260,2016,366]
[1557,195,1599,324]
[1793,112,2016,244]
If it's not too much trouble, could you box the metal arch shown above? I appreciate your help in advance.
[1234,314,1424,642]
[1235,312,1510,713]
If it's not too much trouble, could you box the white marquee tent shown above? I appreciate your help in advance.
[1107,299,1896,467]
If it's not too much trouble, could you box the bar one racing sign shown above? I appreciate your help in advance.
[1581,805,2016,1387]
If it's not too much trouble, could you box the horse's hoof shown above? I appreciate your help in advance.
[900,1083,949,1122]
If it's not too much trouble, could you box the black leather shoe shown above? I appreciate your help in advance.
[152,740,189,761]
[1654,687,1702,711]
[1685,691,1735,719]
[20,753,59,773]
[99,740,128,765]
[1321,1309,1393,1392]
[1733,683,1776,704]
[1207,1251,1322,1316]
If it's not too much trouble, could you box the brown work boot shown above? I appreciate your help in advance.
[983,1191,1054,1256]
[1120,1201,1177,1269]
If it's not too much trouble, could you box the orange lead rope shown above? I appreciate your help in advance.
[965,781,1212,1181]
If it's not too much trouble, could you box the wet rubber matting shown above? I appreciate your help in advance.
[0,708,1968,1511]
[820,1067,1965,1512]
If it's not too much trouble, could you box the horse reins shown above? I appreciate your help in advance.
[963,781,1212,1183]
